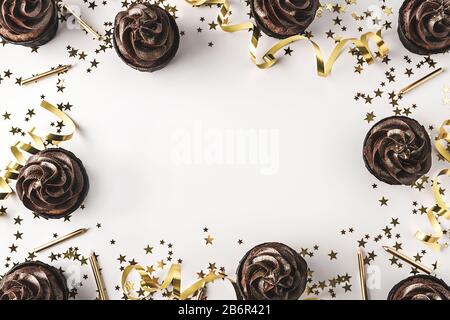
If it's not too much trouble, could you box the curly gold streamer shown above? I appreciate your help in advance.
[415,205,448,251]
[414,120,450,250]
[185,0,389,76]
[0,100,76,200]
[0,179,12,201]
[122,263,323,300]
[415,170,450,251]
[185,0,224,5]
[432,169,450,218]
[122,264,223,300]
[435,120,450,162]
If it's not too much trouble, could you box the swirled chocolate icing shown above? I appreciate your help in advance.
[236,242,308,300]
[0,0,58,46]
[388,275,450,300]
[16,148,89,218]
[398,0,450,55]
[250,0,320,39]
[363,116,432,186]
[113,3,180,72]
[0,261,68,300]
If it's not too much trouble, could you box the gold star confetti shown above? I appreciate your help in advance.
[364,112,376,123]
[379,197,389,206]
[144,245,154,254]
[204,235,214,245]
[328,250,338,260]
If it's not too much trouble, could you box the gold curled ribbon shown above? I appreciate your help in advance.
[122,264,223,300]
[185,0,389,76]
[432,169,450,217]
[0,100,76,200]
[185,0,224,5]
[122,263,323,300]
[435,120,450,162]
[415,120,450,250]
[415,205,447,252]
[415,170,450,251]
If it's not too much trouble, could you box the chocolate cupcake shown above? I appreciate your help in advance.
[388,275,450,300]
[16,148,89,219]
[398,0,450,55]
[0,261,68,300]
[363,116,432,186]
[236,242,308,300]
[113,3,180,72]
[0,0,59,47]
[250,0,320,39]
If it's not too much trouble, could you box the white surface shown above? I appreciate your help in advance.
[0,0,449,300]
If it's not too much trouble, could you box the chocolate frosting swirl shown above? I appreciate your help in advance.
[0,0,58,45]
[388,275,450,300]
[16,148,89,218]
[237,242,308,300]
[0,261,68,300]
[113,3,180,72]
[363,116,432,186]
[251,0,320,39]
[399,0,450,54]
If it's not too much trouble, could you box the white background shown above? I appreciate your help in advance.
[0,0,449,300]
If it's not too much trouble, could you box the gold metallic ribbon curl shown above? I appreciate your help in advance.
[415,120,450,250]
[122,264,224,300]
[122,263,324,300]
[415,168,450,251]
[185,0,389,76]
[0,100,76,200]
[435,120,450,163]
